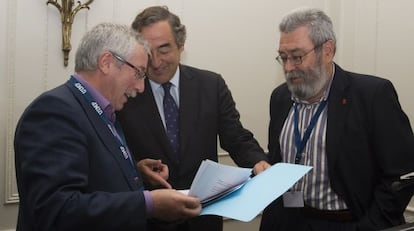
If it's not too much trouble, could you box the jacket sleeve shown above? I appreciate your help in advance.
[215,76,269,167]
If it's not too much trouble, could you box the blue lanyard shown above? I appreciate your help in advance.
[69,76,139,179]
[293,100,327,164]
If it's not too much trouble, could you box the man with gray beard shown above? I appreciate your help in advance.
[260,7,414,231]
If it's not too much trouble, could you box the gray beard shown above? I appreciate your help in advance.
[286,62,329,101]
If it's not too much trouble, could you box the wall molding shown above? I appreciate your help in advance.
[4,0,19,204]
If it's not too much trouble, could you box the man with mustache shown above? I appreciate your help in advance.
[260,7,414,231]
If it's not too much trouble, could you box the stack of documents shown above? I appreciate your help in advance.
[186,160,312,222]
[188,159,252,206]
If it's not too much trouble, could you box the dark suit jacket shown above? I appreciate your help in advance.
[14,80,147,231]
[117,64,268,231]
[260,64,414,230]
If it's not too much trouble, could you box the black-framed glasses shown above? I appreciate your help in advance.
[275,43,323,66]
[110,51,147,80]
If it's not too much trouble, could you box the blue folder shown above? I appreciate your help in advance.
[200,163,312,222]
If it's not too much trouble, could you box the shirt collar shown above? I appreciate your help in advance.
[149,65,180,90]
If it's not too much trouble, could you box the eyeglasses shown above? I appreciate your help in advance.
[275,43,323,66]
[110,51,147,80]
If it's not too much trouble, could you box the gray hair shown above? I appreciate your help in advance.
[279,7,336,52]
[75,22,151,72]
[131,6,186,48]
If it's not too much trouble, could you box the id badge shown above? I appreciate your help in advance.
[283,191,304,207]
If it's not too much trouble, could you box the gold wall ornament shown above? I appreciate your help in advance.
[46,0,94,66]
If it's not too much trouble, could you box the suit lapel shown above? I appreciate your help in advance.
[326,64,350,167]
[275,93,293,137]
[65,81,142,191]
[140,82,169,143]
[178,65,199,161]
[270,87,293,163]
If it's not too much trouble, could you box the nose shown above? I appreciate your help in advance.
[135,78,145,93]
[283,60,297,73]
[150,51,162,68]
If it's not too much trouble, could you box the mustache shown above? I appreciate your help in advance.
[285,70,308,82]
[286,70,306,80]
[125,91,137,98]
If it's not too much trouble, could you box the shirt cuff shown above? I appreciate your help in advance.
[143,190,154,218]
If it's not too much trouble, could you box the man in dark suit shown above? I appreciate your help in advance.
[14,22,201,231]
[117,6,270,231]
[259,7,414,231]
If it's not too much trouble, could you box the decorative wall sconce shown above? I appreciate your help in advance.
[47,0,94,66]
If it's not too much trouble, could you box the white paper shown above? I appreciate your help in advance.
[188,159,251,205]
[401,171,414,180]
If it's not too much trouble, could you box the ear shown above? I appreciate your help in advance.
[323,39,335,57]
[178,45,184,53]
[98,51,113,75]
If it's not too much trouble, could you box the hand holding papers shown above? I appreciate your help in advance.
[188,159,252,206]
[187,160,312,222]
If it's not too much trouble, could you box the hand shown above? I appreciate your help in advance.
[137,159,171,189]
[252,160,271,176]
[150,189,201,221]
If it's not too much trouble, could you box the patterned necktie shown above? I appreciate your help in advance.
[162,82,180,161]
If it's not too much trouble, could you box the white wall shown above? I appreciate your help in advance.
[1,0,413,230]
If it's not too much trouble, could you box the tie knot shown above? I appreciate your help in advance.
[162,82,172,91]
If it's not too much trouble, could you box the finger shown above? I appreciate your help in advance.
[153,174,172,189]
[183,196,201,209]
[253,161,271,175]
[151,160,168,172]
[157,166,169,179]
[182,199,201,216]
[182,207,201,218]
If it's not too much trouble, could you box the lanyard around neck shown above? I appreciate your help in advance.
[293,100,327,164]
[69,76,138,177]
